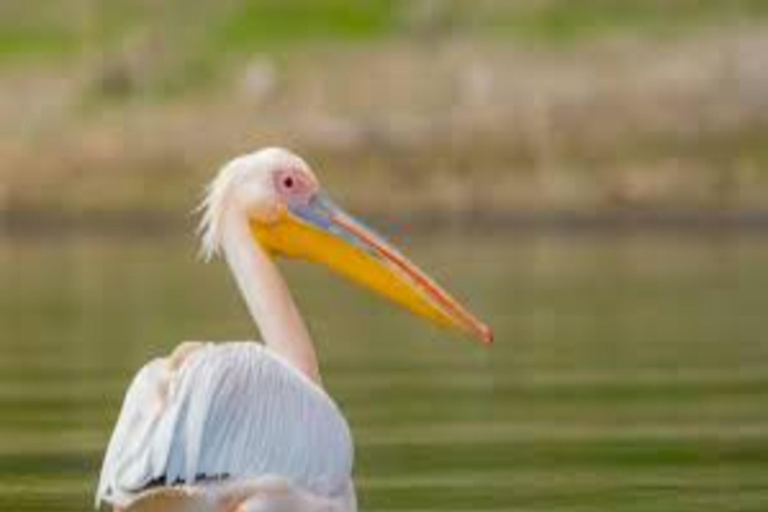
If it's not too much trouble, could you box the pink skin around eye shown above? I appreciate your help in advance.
[275,169,313,204]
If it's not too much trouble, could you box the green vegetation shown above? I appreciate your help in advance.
[2,1,768,215]
[488,0,768,41]
[218,0,397,48]
[0,28,77,62]
[4,0,768,63]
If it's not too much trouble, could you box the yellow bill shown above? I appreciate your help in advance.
[250,193,493,345]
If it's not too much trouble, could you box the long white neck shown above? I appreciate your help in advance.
[220,212,321,384]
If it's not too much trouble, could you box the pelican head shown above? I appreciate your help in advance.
[200,147,492,345]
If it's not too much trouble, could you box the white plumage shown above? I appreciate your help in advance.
[97,342,355,510]
[94,148,489,511]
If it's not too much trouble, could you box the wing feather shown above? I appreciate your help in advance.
[97,342,354,509]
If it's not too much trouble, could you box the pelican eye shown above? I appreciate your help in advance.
[275,169,313,202]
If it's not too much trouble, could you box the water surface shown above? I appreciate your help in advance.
[1,231,767,511]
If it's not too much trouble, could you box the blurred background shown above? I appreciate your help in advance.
[1,1,768,511]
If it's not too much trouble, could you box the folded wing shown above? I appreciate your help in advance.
[96,342,354,509]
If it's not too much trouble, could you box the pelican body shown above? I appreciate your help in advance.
[96,148,492,512]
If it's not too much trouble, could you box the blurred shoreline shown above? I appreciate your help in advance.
[2,11,768,222]
[4,207,768,238]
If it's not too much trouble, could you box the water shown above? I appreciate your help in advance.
[1,231,767,511]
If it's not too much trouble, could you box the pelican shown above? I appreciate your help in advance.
[96,147,492,512]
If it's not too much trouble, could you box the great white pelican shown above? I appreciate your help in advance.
[96,147,492,512]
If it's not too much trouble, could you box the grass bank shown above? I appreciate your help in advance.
[1,3,768,223]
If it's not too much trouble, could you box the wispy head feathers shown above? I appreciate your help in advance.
[196,148,310,262]
[197,158,244,262]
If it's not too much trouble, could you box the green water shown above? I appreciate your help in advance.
[1,231,767,511]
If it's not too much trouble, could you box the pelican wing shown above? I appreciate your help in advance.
[97,343,354,509]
